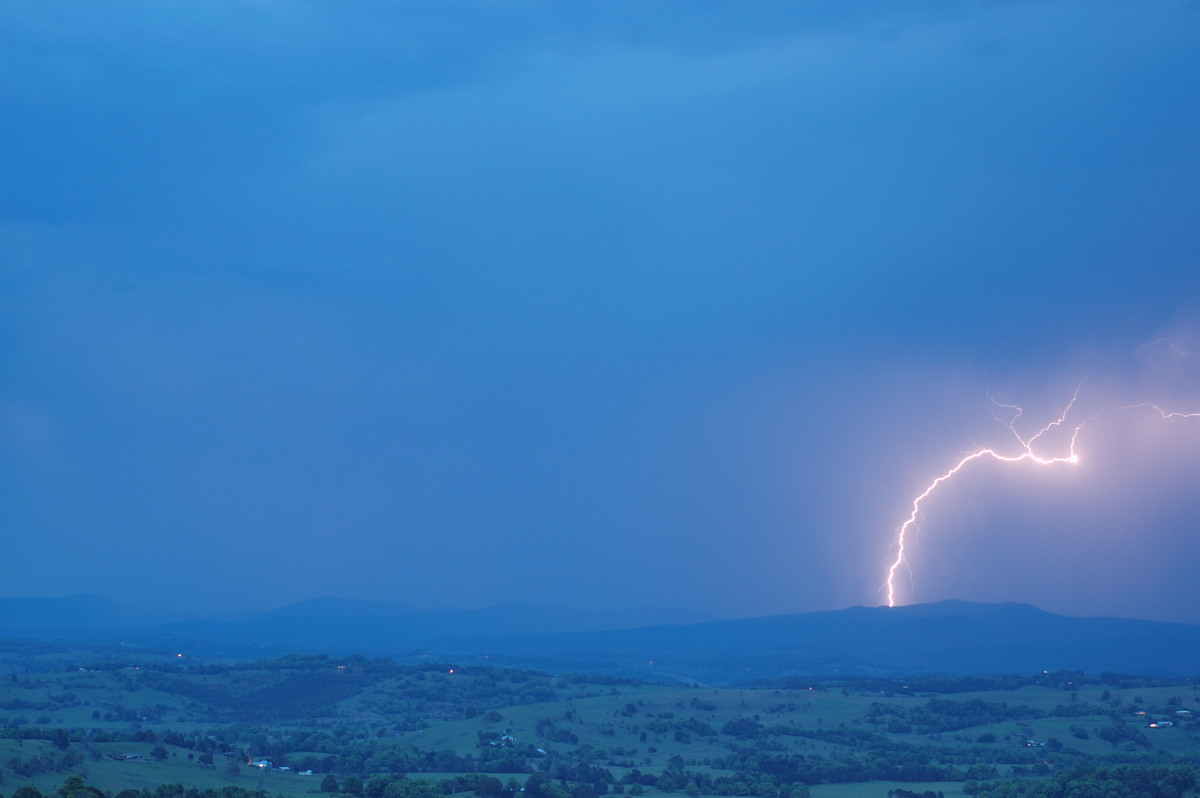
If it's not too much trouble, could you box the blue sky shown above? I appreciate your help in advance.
[4,1,1200,623]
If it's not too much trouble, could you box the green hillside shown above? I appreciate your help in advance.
[1,646,1198,798]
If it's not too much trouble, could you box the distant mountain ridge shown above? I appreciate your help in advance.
[2,595,1198,682]
[0,594,713,643]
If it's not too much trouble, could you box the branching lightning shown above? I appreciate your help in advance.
[882,385,1200,608]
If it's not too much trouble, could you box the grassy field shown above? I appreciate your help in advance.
[1,650,1197,798]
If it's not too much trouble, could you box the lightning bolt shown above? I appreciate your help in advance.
[882,389,1200,608]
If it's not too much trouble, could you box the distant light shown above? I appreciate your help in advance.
[449,669,454,674]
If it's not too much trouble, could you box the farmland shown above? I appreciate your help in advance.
[1,644,1197,798]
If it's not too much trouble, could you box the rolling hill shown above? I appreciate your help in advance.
[3,596,1199,681]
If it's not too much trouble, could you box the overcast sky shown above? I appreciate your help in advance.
[4,1,1200,624]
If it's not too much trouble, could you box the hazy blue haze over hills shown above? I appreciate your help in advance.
[0,594,712,640]
[0,594,199,630]
[3,596,1198,682]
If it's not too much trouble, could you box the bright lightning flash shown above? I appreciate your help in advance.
[883,391,1200,608]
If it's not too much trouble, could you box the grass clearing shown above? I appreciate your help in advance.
[1,652,1197,798]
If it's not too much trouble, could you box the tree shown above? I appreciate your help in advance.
[365,775,392,798]
[321,774,341,793]
[721,719,763,739]
[344,774,365,797]
[151,745,169,761]
[57,776,88,798]
[474,777,504,798]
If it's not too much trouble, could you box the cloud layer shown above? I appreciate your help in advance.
[4,1,1200,622]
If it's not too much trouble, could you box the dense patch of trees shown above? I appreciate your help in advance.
[864,697,1041,734]
[706,749,961,788]
[966,764,1196,798]
[9,778,275,798]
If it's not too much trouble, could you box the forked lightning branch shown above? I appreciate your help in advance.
[882,391,1200,608]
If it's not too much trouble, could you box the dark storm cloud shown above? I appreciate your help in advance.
[3,1,1200,622]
